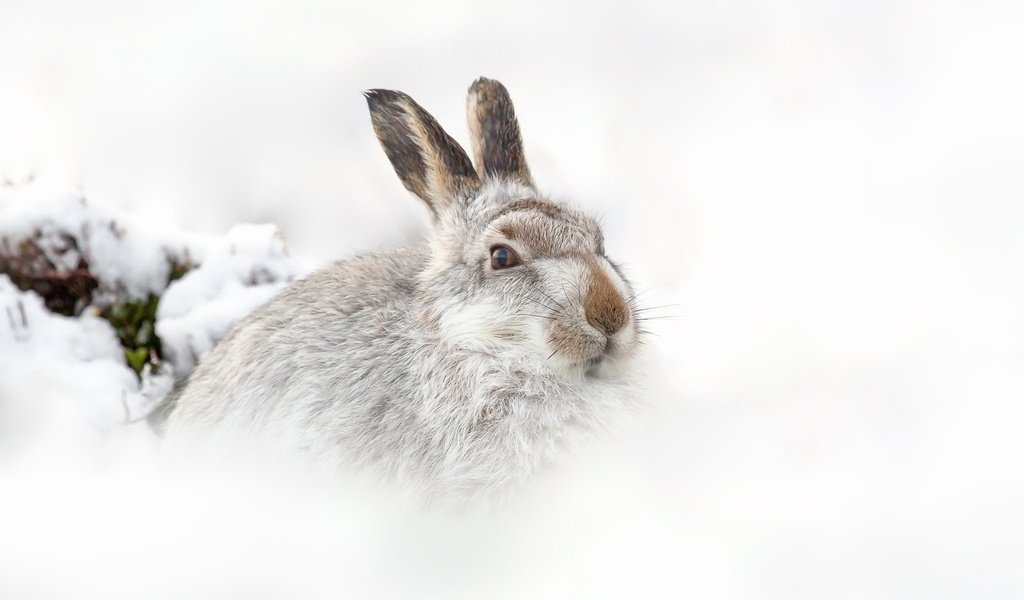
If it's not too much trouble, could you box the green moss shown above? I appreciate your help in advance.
[106,259,195,377]
[101,293,163,376]
[125,346,150,373]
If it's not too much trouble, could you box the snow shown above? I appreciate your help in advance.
[0,273,156,444]
[0,184,182,301]
[2,0,1024,597]
[156,223,315,377]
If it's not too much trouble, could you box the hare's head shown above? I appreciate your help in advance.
[366,78,641,379]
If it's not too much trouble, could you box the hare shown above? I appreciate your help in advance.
[164,78,646,506]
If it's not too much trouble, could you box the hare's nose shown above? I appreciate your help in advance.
[585,266,629,337]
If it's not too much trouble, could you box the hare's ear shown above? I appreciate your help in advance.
[365,89,480,217]
[466,77,533,186]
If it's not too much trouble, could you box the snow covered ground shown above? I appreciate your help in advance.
[2,0,1023,597]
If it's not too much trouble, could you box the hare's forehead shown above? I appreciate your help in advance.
[482,199,602,255]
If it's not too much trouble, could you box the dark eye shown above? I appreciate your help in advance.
[490,245,521,269]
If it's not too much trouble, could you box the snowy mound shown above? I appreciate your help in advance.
[0,181,315,441]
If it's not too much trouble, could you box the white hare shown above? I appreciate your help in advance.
[164,78,646,506]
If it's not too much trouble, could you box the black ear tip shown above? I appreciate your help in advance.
[469,77,508,96]
[364,88,411,111]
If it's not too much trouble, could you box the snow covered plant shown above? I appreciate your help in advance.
[0,183,310,436]
[165,78,648,507]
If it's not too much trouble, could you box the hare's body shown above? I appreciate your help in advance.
[166,79,645,505]
[168,243,637,502]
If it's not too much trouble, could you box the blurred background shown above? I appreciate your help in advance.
[1,0,1023,597]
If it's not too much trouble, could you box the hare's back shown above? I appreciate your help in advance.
[166,246,426,433]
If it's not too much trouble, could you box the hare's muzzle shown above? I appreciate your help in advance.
[584,263,630,338]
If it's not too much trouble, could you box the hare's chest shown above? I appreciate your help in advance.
[414,354,591,448]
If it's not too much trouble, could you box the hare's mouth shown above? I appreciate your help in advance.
[583,355,605,375]
[542,315,637,378]
[582,340,621,376]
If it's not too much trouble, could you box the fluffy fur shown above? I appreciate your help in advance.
[164,78,646,507]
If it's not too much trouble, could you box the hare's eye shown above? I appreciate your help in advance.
[490,245,521,269]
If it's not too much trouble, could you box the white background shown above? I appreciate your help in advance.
[1,0,1023,597]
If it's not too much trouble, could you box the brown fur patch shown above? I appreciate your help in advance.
[497,223,519,240]
[489,199,595,257]
[585,263,629,336]
[497,198,564,220]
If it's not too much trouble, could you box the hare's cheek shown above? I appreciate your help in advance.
[438,301,526,346]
